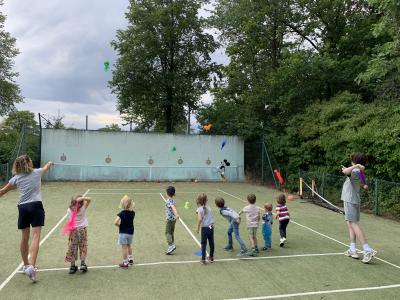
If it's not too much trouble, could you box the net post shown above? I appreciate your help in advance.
[311,179,316,197]
[374,178,379,215]
[299,177,303,198]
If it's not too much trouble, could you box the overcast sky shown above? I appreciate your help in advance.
[3,0,227,130]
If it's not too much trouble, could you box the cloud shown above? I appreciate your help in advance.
[2,0,228,130]
[3,0,128,105]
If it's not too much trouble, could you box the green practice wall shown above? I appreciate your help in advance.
[41,129,245,181]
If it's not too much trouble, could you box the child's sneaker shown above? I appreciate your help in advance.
[344,249,359,259]
[262,247,270,251]
[200,260,206,265]
[119,262,129,268]
[207,256,214,263]
[237,249,247,257]
[254,247,259,254]
[22,265,38,273]
[166,244,176,255]
[80,263,88,273]
[129,259,134,265]
[247,249,256,257]
[223,246,233,252]
[362,249,377,264]
[24,265,37,282]
[68,265,78,274]
[279,238,286,247]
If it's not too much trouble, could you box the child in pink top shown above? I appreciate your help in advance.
[65,195,91,274]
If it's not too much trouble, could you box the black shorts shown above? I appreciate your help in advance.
[17,201,45,230]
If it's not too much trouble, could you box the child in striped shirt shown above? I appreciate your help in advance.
[275,194,290,247]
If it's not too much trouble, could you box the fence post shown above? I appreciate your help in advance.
[321,172,325,198]
[374,178,379,216]
[261,140,264,185]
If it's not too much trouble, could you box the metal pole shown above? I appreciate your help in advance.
[261,139,264,184]
[374,178,379,215]
[86,115,88,130]
[262,139,278,188]
[187,106,190,134]
[38,113,42,167]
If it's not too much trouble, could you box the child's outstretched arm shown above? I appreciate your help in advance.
[341,164,365,176]
[41,161,54,174]
[114,216,121,227]
[0,183,15,197]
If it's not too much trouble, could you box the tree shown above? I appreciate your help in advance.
[0,110,39,165]
[0,1,23,116]
[99,123,122,132]
[110,0,219,133]
[1,111,38,131]
[356,0,400,99]
[44,112,66,129]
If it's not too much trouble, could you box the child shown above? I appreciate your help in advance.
[65,195,91,274]
[196,193,215,264]
[341,152,377,263]
[115,196,135,268]
[218,162,226,180]
[215,196,248,256]
[239,194,260,256]
[276,194,290,247]
[165,186,179,255]
[262,203,273,251]
[0,155,53,282]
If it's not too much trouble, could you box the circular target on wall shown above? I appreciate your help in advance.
[148,157,154,165]
[178,157,183,165]
[206,158,211,165]
[105,155,112,164]
[60,153,67,162]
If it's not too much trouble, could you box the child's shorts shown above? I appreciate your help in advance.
[344,202,360,223]
[118,233,133,245]
[247,227,258,238]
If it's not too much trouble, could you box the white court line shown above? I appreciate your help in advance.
[89,188,163,191]
[0,189,90,292]
[224,284,400,300]
[217,189,400,271]
[159,193,202,249]
[89,191,207,195]
[16,252,343,273]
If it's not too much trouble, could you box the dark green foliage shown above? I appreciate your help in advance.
[0,111,39,163]
[198,0,400,184]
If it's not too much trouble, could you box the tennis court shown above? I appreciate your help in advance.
[1,181,400,299]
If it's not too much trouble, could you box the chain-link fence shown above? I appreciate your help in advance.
[244,138,279,188]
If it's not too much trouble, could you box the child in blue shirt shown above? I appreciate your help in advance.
[215,196,248,256]
[262,203,273,250]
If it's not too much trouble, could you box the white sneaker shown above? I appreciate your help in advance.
[362,249,377,264]
[344,249,359,259]
[279,238,286,247]
[166,244,176,255]
[22,265,38,273]
[24,265,36,282]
